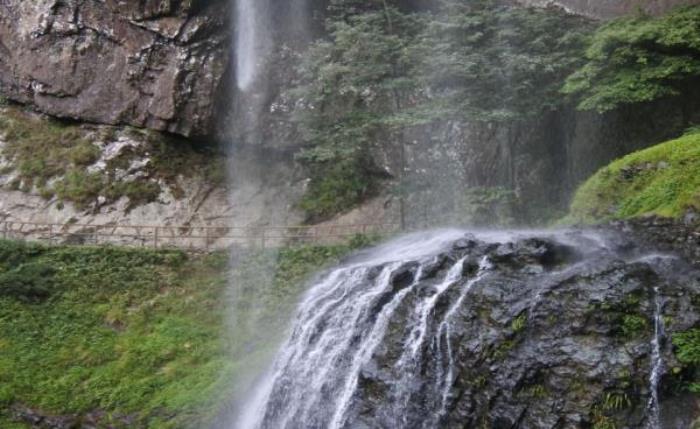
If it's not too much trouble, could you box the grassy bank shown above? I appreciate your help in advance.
[566,130,700,223]
[0,239,364,428]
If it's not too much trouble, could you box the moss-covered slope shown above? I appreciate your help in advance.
[0,240,361,428]
[567,130,700,223]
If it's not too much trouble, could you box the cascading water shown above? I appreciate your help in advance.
[646,286,665,429]
[232,228,692,428]
[234,0,270,91]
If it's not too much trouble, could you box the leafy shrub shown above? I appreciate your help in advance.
[675,329,700,364]
[299,157,382,221]
[673,328,700,392]
[621,314,649,339]
[0,262,57,303]
[0,240,44,269]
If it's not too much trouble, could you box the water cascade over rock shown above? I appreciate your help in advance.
[237,229,700,428]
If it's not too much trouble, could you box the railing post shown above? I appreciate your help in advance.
[154,226,159,249]
[205,227,210,251]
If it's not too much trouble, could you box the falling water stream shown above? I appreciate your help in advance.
[234,0,270,91]
[646,286,665,429]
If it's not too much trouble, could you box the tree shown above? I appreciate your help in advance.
[562,6,700,121]
[411,1,591,122]
[292,0,593,221]
[292,6,423,221]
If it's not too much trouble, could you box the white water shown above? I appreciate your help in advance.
[228,218,682,429]
[234,0,270,91]
[646,286,665,429]
[435,256,492,417]
[238,229,626,428]
[235,230,475,428]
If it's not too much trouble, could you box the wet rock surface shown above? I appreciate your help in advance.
[606,216,700,269]
[245,229,700,429]
[0,0,230,137]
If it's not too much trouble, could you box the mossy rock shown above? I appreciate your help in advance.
[566,130,700,223]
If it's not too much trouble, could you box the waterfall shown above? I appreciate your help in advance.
[234,0,270,91]
[238,230,605,428]
[234,230,471,429]
[646,286,665,429]
[226,228,692,428]
[434,256,492,418]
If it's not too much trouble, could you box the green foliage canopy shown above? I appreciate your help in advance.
[563,6,700,113]
[293,0,593,220]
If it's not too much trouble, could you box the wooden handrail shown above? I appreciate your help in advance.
[0,220,400,251]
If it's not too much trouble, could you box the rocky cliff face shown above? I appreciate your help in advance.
[0,0,230,137]
[393,93,700,226]
[237,228,700,429]
[515,0,699,19]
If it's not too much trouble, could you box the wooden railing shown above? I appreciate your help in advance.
[0,220,400,251]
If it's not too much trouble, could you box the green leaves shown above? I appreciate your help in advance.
[562,6,700,112]
[674,329,700,365]
[293,1,593,219]
[415,3,592,121]
[293,6,420,220]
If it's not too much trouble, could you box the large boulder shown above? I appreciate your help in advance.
[0,0,230,137]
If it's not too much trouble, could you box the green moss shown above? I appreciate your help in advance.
[566,130,700,223]
[0,239,363,427]
[491,339,516,360]
[520,383,547,399]
[0,107,226,211]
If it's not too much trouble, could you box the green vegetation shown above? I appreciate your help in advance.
[0,107,225,211]
[293,0,593,220]
[293,5,420,221]
[600,392,631,411]
[589,390,633,429]
[673,328,700,393]
[511,313,527,333]
[567,130,700,223]
[620,314,649,339]
[563,6,700,118]
[0,239,363,428]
